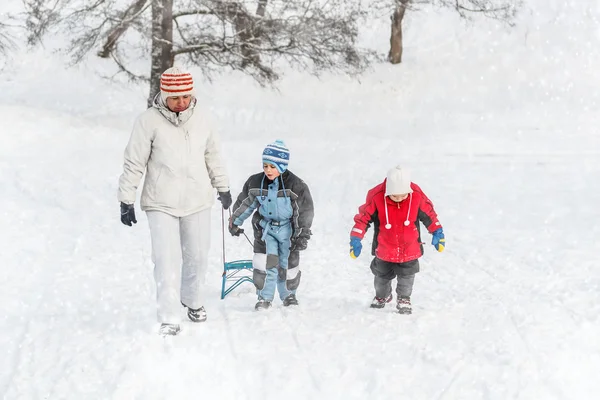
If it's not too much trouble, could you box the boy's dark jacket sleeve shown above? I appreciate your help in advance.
[291,175,314,239]
[231,177,250,215]
[230,174,259,225]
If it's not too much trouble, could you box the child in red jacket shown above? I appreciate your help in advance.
[349,166,445,314]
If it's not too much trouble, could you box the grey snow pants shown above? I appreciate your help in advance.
[147,209,211,324]
[370,257,418,299]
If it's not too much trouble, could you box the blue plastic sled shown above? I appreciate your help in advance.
[221,260,254,299]
[220,209,254,299]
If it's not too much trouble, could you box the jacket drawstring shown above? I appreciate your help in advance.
[280,176,288,199]
[404,193,412,226]
[384,192,412,229]
[260,174,287,199]
[384,192,391,229]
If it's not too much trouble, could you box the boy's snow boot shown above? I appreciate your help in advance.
[283,294,299,307]
[187,306,207,323]
[255,298,272,311]
[159,323,181,336]
[370,294,393,309]
[396,296,412,315]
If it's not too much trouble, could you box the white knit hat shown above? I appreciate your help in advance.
[385,166,413,196]
[160,66,194,101]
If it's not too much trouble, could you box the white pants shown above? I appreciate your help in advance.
[147,209,211,324]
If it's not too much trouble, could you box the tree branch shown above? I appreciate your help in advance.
[0,21,16,62]
[98,0,150,58]
[172,10,215,19]
[110,43,148,82]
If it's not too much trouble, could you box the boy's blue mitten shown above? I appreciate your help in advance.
[431,228,445,252]
[350,237,362,259]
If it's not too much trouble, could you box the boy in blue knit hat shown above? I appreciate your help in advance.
[229,140,314,310]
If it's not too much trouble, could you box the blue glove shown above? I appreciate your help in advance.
[431,228,445,252]
[350,237,362,258]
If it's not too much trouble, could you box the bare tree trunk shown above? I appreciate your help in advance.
[388,0,409,64]
[148,0,174,107]
[238,0,269,68]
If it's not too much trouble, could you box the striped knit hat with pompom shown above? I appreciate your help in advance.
[160,66,194,102]
[262,140,290,173]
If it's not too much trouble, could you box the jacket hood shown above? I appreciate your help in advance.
[152,93,197,126]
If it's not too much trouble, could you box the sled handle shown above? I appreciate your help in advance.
[221,208,227,268]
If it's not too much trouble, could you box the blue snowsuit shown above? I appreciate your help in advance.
[231,171,314,301]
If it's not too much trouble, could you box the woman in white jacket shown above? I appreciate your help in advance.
[118,67,231,336]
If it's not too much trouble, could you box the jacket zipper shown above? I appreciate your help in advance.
[181,129,190,209]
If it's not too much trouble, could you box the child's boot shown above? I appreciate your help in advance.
[255,297,272,311]
[396,296,412,314]
[283,294,299,306]
[370,294,393,309]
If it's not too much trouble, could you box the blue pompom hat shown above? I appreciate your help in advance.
[262,140,290,173]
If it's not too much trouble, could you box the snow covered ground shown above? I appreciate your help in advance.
[1,0,599,399]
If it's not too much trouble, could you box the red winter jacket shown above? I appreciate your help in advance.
[351,181,442,263]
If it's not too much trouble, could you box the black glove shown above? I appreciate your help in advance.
[120,202,137,226]
[290,236,309,252]
[218,191,233,210]
[229,224,244,237]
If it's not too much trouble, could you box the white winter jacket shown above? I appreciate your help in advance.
[118,96,229,217]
